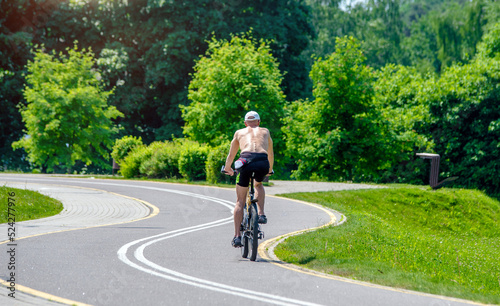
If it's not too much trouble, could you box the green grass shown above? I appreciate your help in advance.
[1,186,63,224]
[275,186,500,304]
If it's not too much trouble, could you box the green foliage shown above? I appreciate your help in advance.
[178,142,210,181]
[306,0,491,73]
[1,0,314,168]
[477,20,500,59]
[276,187,500,304]
[424,26,500,195]
[119,138,210,180]
[182,33,285,158]
[2,0,499,188]
[205,141,235,184]
[0,2,34,171]
[373,64,434,183]
[111,135,143,164]
[12,44,123,172]
[139,141,183,179]
[120,144,151,179]
[284,36,386,181]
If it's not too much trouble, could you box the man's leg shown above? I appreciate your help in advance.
[254,181,265,216]
[234,184,248,237]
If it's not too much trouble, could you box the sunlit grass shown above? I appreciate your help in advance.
[275,186,500,304]
[1,186,63,223]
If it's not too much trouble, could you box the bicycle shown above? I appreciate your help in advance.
[221,166,271,261]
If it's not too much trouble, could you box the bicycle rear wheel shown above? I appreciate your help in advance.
[249,203,259,261]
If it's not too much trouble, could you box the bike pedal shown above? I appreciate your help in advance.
[259,231,264,239]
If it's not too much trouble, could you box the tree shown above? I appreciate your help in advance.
[425,22,500,195]
[216,0,315,101]
[181,33,285,161]
[284,36,386,181]
[0,0,38,171]
[373,64,435,183]
[12,44,123,172]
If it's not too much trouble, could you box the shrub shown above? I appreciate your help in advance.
[111,135,143,164]
[206,141,236,184]
[120,144,152,178]
[139,141,182,178]
[178,141,209,181]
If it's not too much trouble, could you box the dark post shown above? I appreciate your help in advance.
[416,153,458,189]
[112,159,120,176]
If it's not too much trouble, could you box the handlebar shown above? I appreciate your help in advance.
[221,166,274,176]
[221,166,236,175]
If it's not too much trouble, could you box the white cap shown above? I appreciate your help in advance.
[244,111,260,121]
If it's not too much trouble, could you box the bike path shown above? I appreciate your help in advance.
[0,174,481,306]
[0,179,156,305]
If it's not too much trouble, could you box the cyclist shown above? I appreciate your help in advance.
[224,111,274,247]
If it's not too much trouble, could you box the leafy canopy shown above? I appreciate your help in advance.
[182,33,285,150]
[424,22,500,195]
[13,43,123,172]
[284,36,387,181]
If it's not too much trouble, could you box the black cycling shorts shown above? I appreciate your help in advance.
[237,152,270,188]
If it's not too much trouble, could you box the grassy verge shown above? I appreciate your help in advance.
[1,186,63,224]
[275,186,500,304]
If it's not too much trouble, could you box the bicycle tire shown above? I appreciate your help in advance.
[249,203,259,261]
[240,203,249,258]
[241,234,249,258]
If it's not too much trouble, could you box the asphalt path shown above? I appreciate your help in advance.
[0,174,481,306]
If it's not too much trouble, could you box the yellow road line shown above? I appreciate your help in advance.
[0,281,93,306]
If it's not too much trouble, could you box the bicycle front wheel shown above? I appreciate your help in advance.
[241,234,249,258]
[249,203,259,261]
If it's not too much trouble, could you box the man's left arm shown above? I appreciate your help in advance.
[224,134,240,175]
[268,132,274,174]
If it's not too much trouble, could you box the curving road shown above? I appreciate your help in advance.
[0,174,480,306]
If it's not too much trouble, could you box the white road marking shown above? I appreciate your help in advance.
[2,177,324,305]
[114,185,323,306]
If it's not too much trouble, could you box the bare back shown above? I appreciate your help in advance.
[235,126,270,154]
[224,120,274,175]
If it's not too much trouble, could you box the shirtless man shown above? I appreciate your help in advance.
[224,111,274,247]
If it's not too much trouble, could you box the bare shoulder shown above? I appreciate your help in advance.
[261,127,271,134]
[233,128,246,139]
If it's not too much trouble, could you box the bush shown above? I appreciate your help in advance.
[120,144,152,178]
[111,135,143,164]
[206,141,236,184]
[178,141,209,181]
[139,141,182,179]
